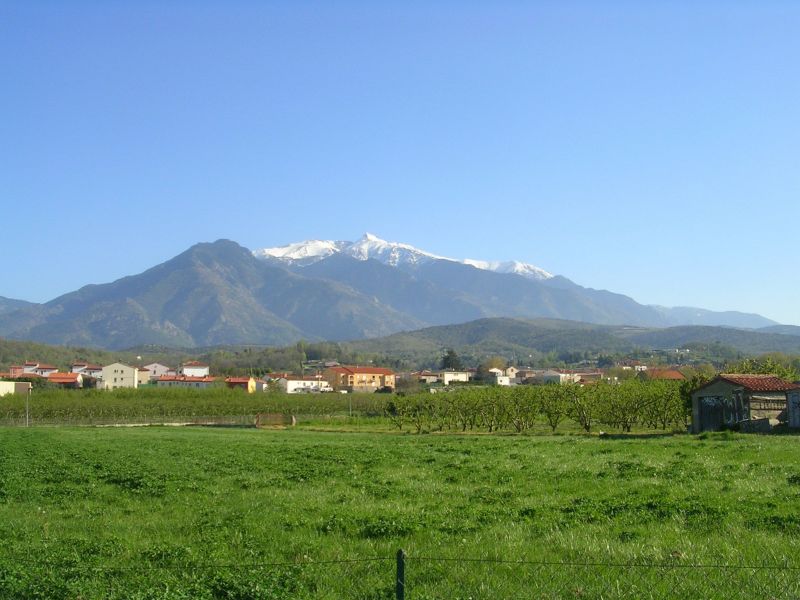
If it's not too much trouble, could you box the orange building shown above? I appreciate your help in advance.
[323,366,395,393]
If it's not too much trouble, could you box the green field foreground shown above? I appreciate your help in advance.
[2,427,800,599]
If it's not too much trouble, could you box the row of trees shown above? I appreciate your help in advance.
[385,380,688,434]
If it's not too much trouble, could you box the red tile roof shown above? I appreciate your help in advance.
[225,377,254,384]
[327,366,395,376]
[72,363,101,370]
[182,361,208,367]
[264,372,295,380]
[718,374,800,392]
[157,375,216,383]
[647,369,686,381]
[48,373,81,384]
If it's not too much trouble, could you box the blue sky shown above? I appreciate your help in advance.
[2,2,799,324]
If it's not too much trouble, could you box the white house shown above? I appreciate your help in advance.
[491,374,512,386]
[505,366,519,380]
[36,365,59,377]
[440,370,470,385]
[276,377,333,394]
[101,363,139,389]
[142,362,174,379]
[138,368,151,385]
[71,362,104,379]
[22,362,59,377]
[180,361,210,378]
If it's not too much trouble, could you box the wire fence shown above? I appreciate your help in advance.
[4,551,800,599]
[0,413,260,427]
[403,554,800,599]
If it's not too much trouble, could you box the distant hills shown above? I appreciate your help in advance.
[345,318,800,366]
[0,235,785,350]
[4,317,799,375]
[0,296,35,316]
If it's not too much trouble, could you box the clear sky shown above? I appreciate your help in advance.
[2,2,799,324]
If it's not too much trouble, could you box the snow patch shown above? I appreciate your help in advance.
[254,233,554,279]
[253,239,349,262]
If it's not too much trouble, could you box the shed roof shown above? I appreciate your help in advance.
[719,374,800,391]
[694,374,800,394]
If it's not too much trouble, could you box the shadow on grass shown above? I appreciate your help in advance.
[185,423,257,429]
[598,431,683,440]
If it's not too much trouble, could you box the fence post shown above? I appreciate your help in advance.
[396,548,406,600]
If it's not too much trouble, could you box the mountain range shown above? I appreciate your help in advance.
[254,232,555,280]
[344,317,800,366]
[0,235,782,349]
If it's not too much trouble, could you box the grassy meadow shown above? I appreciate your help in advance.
[2,426,800,598]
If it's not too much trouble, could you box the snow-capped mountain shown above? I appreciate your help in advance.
[252,239,351,265]
[345,233,447,266]
[462,259,553,281]
[255,233,554,280]
[0,238,779,349]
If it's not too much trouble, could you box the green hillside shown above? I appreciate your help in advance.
[4,317,800,375]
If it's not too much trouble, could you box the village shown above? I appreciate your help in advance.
[0,358,683,393]
[2,358,800,434]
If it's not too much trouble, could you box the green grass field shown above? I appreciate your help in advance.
[2,427,800,599]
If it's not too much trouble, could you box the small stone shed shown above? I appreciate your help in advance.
[691,374,800,433]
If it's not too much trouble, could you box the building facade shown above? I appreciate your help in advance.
[323,366,395,393]
[101,363,139,389]
[180,362,210,378]
[276,377,333,394]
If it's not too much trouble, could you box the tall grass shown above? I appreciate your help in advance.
[1,428,800,598]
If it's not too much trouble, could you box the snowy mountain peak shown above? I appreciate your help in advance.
[254,234,553,280]
[345,233,445,266]
[252,239,349,264]
[462,259,553,280]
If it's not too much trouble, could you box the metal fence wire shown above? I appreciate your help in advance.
[401,554,800,599]
[5,552,800,599]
